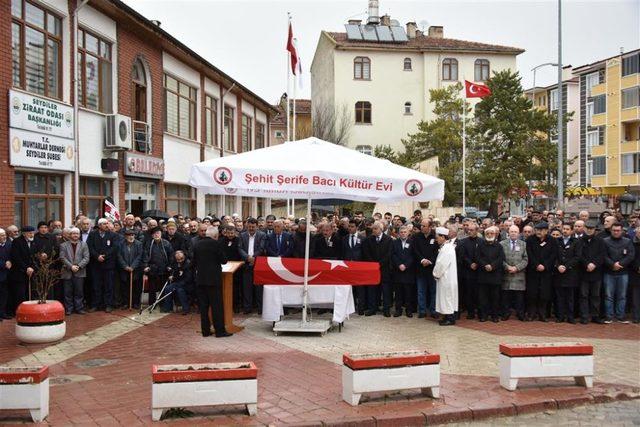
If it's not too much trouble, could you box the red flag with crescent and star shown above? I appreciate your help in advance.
[465,80,491,98]
[253,257,380,285]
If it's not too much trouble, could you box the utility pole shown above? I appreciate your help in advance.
[556,0,564,208]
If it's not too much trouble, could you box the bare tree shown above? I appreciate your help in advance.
[312,102,352,145]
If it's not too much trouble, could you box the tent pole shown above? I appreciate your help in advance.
[302,197,311,323]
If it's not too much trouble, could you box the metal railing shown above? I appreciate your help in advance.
[133,120,151,153]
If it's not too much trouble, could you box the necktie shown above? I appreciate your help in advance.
[351,235,355,248]
[277,235,281,251]
[512,241,515,251]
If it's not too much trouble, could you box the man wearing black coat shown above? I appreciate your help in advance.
[458,222,481,319]
[165,222,191,255]
[87,218,118,312]
[221,225,242,311]
[412,219,439,318]
[191,227,231,338]
[9,226,37,315]
[142,228,174,308]
[117,230,144,309]
[476,226,505,322]
[525,222,559,322]
[343,220,365,314]
[362,221,393,316]
[292,220,308,258]
[577,221,605,324]
[554,223,580,323]
[391,226,415,317]
[312,223,342,260]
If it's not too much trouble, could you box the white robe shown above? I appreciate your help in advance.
[433,241,459,315]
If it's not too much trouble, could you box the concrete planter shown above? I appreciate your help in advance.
[499,342,594,391]
[151,362,258,420]
[15,300,66,344]
[342,350,440,406]
[0,366,50,422]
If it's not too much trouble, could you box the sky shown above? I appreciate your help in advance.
[122,0,640,104]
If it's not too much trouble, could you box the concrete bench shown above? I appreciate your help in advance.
[151,362,258,421]
[499,342,594,391]
[342,350,440,406]
[0,366,49,422]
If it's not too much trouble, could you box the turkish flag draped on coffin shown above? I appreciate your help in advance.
[253,257,380,285]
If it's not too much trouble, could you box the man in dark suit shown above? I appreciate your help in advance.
[578,221,605,324]
[220,224,242,311]
[343,220,365,313]
[87,218,118,312]
[413,219,439,318]
[239,218,266,314]
[191,226,231,338]
[9,226,37,314]
[391,225,415,317]
[554,222,580,323]
[312,222,342,260]
[362,221,393,316]
[525,222,559,322]
[265,220,294,257]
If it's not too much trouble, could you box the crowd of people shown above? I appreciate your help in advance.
[0,206,639,334]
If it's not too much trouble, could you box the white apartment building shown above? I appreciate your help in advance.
[311,7,523,154]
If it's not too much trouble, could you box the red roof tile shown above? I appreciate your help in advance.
[326,32,524,54]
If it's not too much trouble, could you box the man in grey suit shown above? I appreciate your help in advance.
[60,227,91,315]
[500,225,528,321]
[238,218,266,314]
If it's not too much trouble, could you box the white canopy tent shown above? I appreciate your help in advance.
[189,137,444,333]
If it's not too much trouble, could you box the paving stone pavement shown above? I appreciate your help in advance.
[0,310,638,425]
[448,399,640,426]
[242,313,640,387]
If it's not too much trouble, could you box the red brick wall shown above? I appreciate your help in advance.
[115,23,164,212]
[0,0,14,226]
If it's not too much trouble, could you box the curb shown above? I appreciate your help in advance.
[291,390,640,426]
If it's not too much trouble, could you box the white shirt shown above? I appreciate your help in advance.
[248,233,256,257]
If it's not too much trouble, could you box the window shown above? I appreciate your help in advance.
[77,28,112,112]
[353,56,371,80]
[165,184,196,217]
[14,172,64,228]
[403,58,412,71]
[622,53,640,77]
[164,74,196,139]
[132,59,149,152]
[591,156,606,176]
[11,0,62,99]
[224,196,236,216]
[593,94,606,114]
[474,59,490,82]
[355,101,371,124]
[204,95,218,146]
[586,102,594,126]
[550,88,559,111]
[442,58,458,81]
[275,130,284,139]
[404,102,412,114]
[622,86,640,109]
[586,130,600,153]
[621,153,640,174]
[205,195,220,216]
[80,177,112,221]
[241,114,252,152]
[224,105,235,151]
[585,72,600,97]
[356,145,372,156]
[255,122,265,149]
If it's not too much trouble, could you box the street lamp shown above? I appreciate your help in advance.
[619,190,637,217]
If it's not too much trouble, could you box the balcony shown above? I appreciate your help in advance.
[589,83,606,97]
[133,121,151,153]
[590,113,606,127]
[589,145,606,157]
[621,107,639,123]
[620,140,639,153]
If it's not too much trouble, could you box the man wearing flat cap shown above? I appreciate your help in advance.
[9,226,37,314]
[433,226,458,326]
[577,220,605,323]
[525,222,558,321]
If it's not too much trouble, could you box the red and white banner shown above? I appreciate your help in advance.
[253,257,380,285]
[103,197,120,221]
[465,80,491,98]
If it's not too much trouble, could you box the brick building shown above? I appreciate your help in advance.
[3,0,276,228]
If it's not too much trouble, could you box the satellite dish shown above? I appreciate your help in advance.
[390,19,400,26]
[419,20,429,31]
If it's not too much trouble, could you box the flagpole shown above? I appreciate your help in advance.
[286,13,292,216]
[462,80,467,216]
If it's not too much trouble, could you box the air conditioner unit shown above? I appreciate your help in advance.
[105,114,132,150]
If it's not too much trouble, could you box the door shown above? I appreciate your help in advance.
[130,199,144,217]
